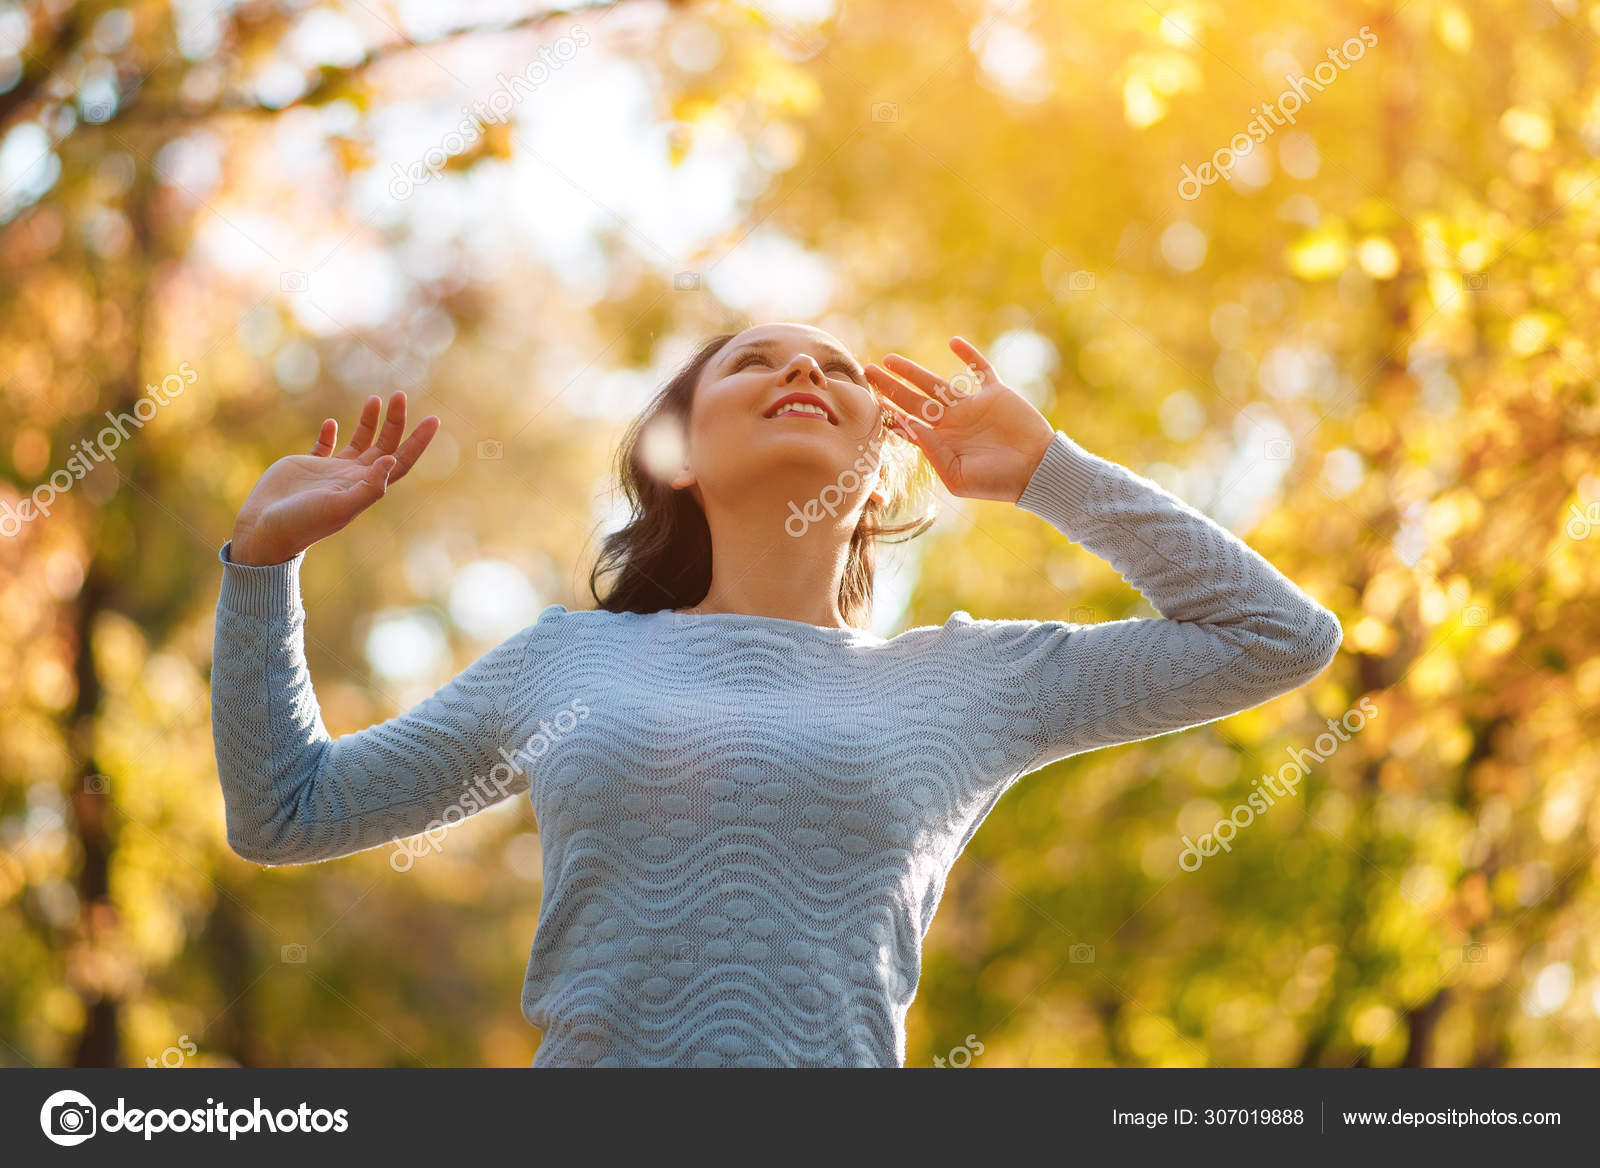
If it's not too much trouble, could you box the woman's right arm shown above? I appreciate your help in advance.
[212,545,539,865]
[211,391,537,865]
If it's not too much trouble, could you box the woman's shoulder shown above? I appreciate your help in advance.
[886,608,1088,659]
[525,604,656,646]
[526,603,644,636]
[533,603,644,626]
[476,606,644,685]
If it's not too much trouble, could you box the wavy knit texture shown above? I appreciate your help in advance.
[209,430,1342,1067]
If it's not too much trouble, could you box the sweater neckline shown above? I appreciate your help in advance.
[662,608,885,643]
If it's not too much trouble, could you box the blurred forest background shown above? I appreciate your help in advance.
[2,0,1598,1069]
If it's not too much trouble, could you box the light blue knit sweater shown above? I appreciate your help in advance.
[210,429,1342,1067]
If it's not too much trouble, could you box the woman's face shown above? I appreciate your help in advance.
[672,323,887,511]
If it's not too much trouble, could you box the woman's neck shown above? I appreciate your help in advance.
[685,499,857,628]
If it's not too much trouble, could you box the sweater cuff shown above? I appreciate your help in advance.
[217,540,307,618]
[1014,429,1103,529]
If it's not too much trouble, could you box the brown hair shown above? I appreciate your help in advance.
[588,332,936,628]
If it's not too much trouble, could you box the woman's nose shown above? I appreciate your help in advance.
[781,356,826,386]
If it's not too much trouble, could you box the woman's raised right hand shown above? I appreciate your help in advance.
[228,391,439,567]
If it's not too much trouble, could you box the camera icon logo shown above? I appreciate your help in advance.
[1263,438,1293,460]
[1068,270,1096,291]
[40,1089,97,1146]
[476,439,504,460]
[871,102,898,122]
[281,943,307,963]
[673,271,700,291]
[666,941,695,974]
[1463,942,1488,963]
[83,773,110,794]
[1462,273,1488,291]
[1069,943,1096,964]
[280,270,309,293]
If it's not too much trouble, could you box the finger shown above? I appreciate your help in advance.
[865,363,945,426]
[346,455,397,504]
[370,390,408,457]
[309,418,337,457]
[948,336,997,388]
[338,395,383,458]
[316,455,395,529]
[880,352,951,397]
[385,415,439,483]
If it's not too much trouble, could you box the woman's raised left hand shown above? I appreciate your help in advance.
[865,337,1056,503]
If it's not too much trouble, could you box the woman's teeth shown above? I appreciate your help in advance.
[772,402,831,421]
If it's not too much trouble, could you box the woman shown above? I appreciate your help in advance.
[211,322,1342,1067]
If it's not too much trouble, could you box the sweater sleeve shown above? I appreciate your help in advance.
[209,540,539,866]
[955,430,1342,776]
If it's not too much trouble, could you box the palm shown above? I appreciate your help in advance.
[864,337,1055,502]
[250,454,395,544]
[231,392,439,565]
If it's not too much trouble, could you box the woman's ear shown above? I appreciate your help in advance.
[867,461,887,507]
[669,463,695,490]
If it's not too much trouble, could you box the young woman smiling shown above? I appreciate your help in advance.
[211,322,1341,1067]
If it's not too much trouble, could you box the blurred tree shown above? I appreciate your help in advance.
[1,0,1595,1069]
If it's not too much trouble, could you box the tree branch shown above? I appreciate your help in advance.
[0,8,84,129]
[113,0,638,126]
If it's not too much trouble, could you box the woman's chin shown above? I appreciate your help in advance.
[745,429,850,460]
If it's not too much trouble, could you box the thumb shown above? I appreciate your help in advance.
[355,455,398,503]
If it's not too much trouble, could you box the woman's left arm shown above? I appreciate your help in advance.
[867,338,1342,773]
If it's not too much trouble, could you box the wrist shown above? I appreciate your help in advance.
[228,521,288,567]
[1010,424,1058,502]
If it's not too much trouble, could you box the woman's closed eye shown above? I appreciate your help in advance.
[733,353,866,384]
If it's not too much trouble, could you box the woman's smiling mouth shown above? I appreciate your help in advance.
[763,391,837,424]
